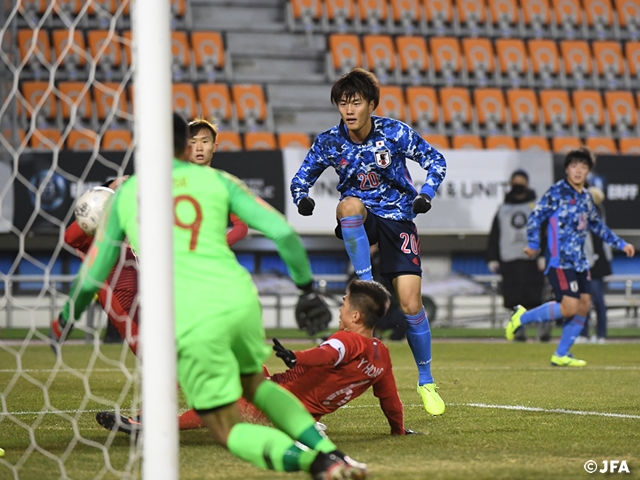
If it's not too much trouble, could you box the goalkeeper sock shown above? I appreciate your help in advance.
[520,301,562,325]
[555,315,585,357]
[178,409,204,430]
[252,380,336,453]
[340,215,373,280]
[227,423,317,472]
[405,308,434,385]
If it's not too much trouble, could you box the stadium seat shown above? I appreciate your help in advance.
[231,84,268,131]
[87,0,119,29]
[489,0,520,37]
[507,88,541,135]
[406,86,440,133]
[277,132,311,149]
[377,85,406,121]
[496,38,532,87]
[614,0,640,40]
[363,35,398,84]
[93,81,129,124]
[486,135,516,149]
[191,32,228,82]
[551,0,584,39]
[457,0,489,36]
[52,29,88,80]
[560,40,596,88]
[521,0,553,38]
[101,129,133,150]
[452,134,483,149]
[17,29,52,81]
[390,0,424,35]
[358,0,391,33]
[423,0,454,35]
[288,0,323,33]
[552,136,581,152]
[592,41,629,89]
[429,37,463,86]
[585,136,617,153]
[197,84,236,130]
[572,90,608,137]
[528,39,563,88]
[619,137,640,153]
[57,82,95,129]
[325,0,358,33]
[87,30,125,81]
[244,132,277,150]
[604,91,638,137]
[474,88,508,136]
[216,131,243,151]
[518,136,550,151]
[583,0,616,40]
[171,31,192,82]
[422,133,450,150]
[18,0,46,26]
[440,87,475,135]
[328,34,363,78]
[66,129,98,150]
[172,83,198,121]
[462,37,496,87]
[624,41,640,78]
[2,128,26,149]
[30,128,62,150]
[21,81,58,129]
[540,89,575,136]
[396,36,429,85]
[121,30,133,67]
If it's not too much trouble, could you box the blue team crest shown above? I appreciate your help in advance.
[375,149,391,168]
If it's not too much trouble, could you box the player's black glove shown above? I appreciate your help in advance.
[297,196,315,216]
[49,313,74,354]
[272,338,297,368]
[295,282,331,336]
[412,193,432,215]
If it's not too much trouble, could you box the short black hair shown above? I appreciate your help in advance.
[173,112,188,157]
[346,279,391,329]
[189,117,218,142]
[563,146,595,170]
[330,67,380,109]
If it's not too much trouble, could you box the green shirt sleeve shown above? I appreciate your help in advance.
[61,193,126,322]
[217,170,313,287]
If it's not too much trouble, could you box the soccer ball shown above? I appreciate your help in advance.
[74,186,114,235]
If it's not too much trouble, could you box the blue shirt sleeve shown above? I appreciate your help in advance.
[290,136,331,206]
[526,187,557,250]
[401,126,446,200]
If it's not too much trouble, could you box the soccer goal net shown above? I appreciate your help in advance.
[1,1,181,478]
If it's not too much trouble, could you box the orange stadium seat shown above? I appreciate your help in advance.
[244,132,277,151]
[586,137,617,153]
[2,128,26,148]
[486,135,516,149]
[232,84,268,128]
[17,29,52,80]
[518,136,550,151]
[325,0,357,32]
[66,129,99,150]
[540,90,574,134]
[172,83,198,120]
[592,41,628,89]
[197,84,234,126]
[102,129,133,150]
[57,82,94,127]
[121,30,133,66]
[18,0,46,22]
[357,0,390,33]
[363,35,397,83]
[619,138,640,154]
[474,88,507,135]
[457,0,489,36]
[52,30,88,78]
[452,134,483,149]
[30,129,62,150]
[377,86,406,121]
[191,32,226,82]
[423,0,454,35]
[216,131,243,151]
[572,90,606,136]
[171,31,192,81]
[390,0,423,35]
[521,0,552,37]
[624,42,640,78]
[277,132,311,149]
[604,91,637,135]
[21,81,58,127]
[583,0,614,39]
[396,36,429,84]
[496,38,531,87]
[489,0,520,37]
[172,0,187,18]
[440,87,474,134]
[614,0,640,35]
[560,40,595,88]
[406,86,439,132]
[507,89,540,135]
[462,37,495,87]
[93,82,129,122]
[552,136,581,153]
[429,37,463,86]
[422,134,450,150]
[329,34,363,77]
[87,30,125,80]
[528,39,562,88]
[290,0,323,31]
[551,0,583,38]
[88,0,117,15]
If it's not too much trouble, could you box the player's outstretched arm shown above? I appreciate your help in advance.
[372,368,405,435]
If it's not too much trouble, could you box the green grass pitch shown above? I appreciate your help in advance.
[1,339,639,479]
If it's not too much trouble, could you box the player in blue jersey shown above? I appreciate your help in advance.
[506,147,635,366]
[290,68,447,416]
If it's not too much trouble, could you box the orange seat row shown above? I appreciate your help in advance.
[19,0,185,18]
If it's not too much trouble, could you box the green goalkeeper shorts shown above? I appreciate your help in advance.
[176,297,270,410]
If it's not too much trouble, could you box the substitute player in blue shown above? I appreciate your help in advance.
[506,147,635,366]
[290,68,447,415]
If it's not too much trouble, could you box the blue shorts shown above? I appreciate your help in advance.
[335,211,422,278]
[547,267,591,301]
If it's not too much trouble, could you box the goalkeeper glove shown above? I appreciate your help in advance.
[295,281,331,336]
[412,193,432,215]
[49,314,74,353]
[272,338,297,368]
[297,196,315,216]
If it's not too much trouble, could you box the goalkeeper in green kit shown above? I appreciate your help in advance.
[51,113,368,480]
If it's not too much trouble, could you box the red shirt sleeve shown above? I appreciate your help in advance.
[226,213,249,246]
[294,344,340,366]
[294,331,361,367]
[372,351,405,435]
[64,221,94,254]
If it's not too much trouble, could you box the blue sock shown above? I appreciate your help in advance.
[555,315,586,357]
[340,215,372,280]
[405,308,433,385]
[520,301,563,325]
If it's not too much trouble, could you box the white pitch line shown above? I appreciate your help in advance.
[390,365,640,371]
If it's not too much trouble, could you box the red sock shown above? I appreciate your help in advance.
[238,397,269,425]
[178,409,205,430]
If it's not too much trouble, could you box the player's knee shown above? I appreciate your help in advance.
[337,197,366,219]
[560,299,579,318]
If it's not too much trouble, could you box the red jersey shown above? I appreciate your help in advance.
[271,331,404,434]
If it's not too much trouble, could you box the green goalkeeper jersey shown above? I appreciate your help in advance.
[62,159,314,338]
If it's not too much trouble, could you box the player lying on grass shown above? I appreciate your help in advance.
[506,147,636,366]
[50,112,366,479]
